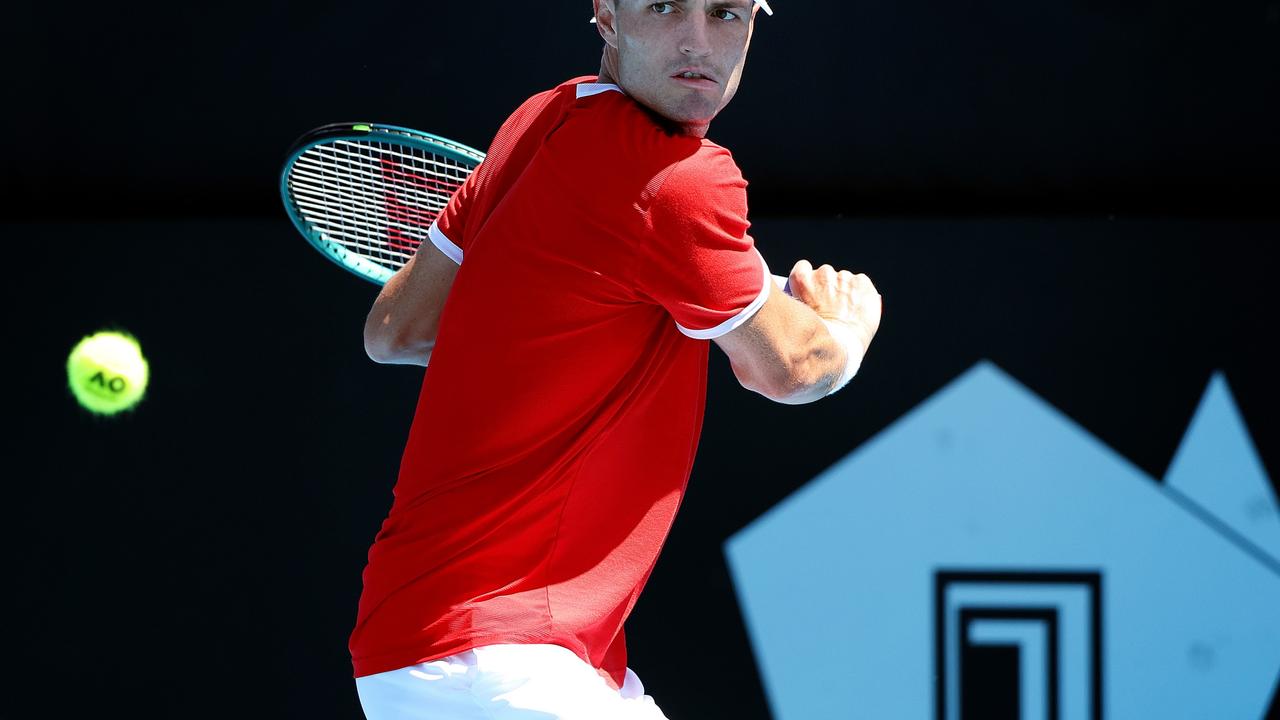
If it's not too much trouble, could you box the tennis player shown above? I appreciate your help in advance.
[353,1,881,718]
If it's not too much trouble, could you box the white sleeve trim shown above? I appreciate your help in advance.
[428,221,463,265]
[675,250,772,340]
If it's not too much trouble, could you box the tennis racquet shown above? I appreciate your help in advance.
[280,122,486,286]
[281,121,793,294]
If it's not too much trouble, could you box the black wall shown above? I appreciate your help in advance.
[7,1,1279,718]
[6,1,1278,218]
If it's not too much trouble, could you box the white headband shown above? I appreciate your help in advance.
[591,2,774,22]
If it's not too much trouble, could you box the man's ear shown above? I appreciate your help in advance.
[594,0,619,49]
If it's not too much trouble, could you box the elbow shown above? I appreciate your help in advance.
[752,350,839,405]
[364,336,396,365]
[761,375,827,406]
[364,332,434,366]
[363,315,395,363]
[729,357,787,402]
[364,316,432,365]
[363,332,397,365]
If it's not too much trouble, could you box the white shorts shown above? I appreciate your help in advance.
[355,643,670,720]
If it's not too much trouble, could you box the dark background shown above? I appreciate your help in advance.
[6,1,1279,718]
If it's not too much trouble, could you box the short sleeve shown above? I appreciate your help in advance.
[635,147,770,340]
[427,163,480,266]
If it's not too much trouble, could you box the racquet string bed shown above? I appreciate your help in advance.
[288,139,473,275]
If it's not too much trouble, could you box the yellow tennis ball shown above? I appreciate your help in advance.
[66,330,150,416]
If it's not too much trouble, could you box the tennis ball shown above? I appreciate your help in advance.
[66,330,150,416]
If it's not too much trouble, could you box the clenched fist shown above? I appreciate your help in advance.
[786,259,882,356]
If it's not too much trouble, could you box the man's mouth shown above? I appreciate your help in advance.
[672,70,718,87]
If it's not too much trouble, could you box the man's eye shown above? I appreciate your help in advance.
[712,8,741,21]
[650,2,675,13]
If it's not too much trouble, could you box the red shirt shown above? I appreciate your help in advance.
[350,77,770,688]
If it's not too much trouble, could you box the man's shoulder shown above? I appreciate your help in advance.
[656,140,744,193]
[488,78,600,156]
[512,78,745,196]
[519,75,610,114]
[574,93,736,170]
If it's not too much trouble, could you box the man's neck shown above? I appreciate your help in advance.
[595,60,710,139]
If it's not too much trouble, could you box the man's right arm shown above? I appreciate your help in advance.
[363,242,459,366]
[713,260,882,405]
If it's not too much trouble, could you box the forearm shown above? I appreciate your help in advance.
[716,260,880,405]
[762,316,859,405]
[363,273,442,366]
[724,302,855,404]
[363,246,457,366]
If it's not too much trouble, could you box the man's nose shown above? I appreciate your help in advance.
[680,15,713,58]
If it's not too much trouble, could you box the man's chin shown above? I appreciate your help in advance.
[650,100,721,133]
[649,111,715,137]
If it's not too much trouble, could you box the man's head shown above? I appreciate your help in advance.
[593,1,766,137]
